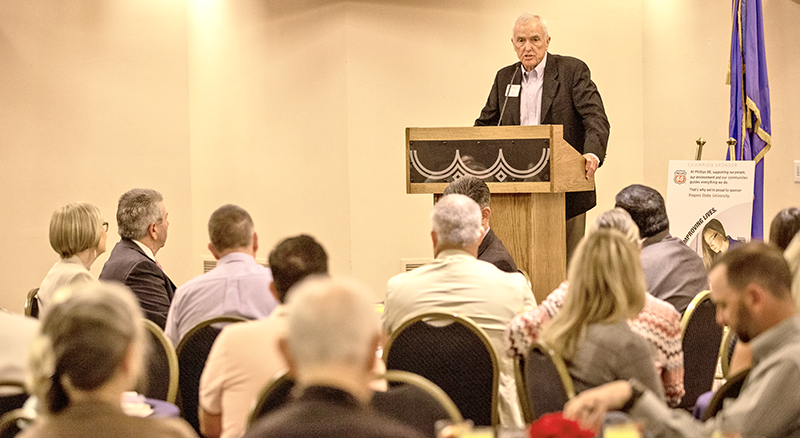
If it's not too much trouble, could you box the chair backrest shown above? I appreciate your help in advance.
[137,319,179,404]
[23,289,38,319]
[679,291,724,410]
[0,408,34,438]
[384,313,499,426]
[702,367,751,421]
[719,327,737,379]
[516,342,575,423]
[176,316,247,433]
[372,370,463,438]
[0,382,28,420]
[247,369,295,427]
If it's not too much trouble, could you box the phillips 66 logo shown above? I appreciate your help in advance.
[674,170,687,184]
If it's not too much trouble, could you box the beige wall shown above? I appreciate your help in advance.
[1,0,798,310]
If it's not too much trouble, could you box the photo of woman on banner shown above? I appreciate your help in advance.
[701,219,743,270]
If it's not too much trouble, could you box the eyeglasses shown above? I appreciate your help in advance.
[102,222,109,232]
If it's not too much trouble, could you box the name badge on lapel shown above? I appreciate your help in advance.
[505,84,521,98]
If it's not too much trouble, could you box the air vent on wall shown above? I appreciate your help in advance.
[400,258,433,273]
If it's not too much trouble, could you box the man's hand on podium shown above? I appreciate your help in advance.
[583,153,599,179]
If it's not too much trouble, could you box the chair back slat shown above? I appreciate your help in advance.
[679,291,724,410]
[384,313,499,426]
[138,319,179,403]
[522,342,574,421]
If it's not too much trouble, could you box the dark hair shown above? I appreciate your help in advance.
[614,184,669,238]
[268,235,328,302]
[208,204,254,251]
[769,207,800,251]
[29,283,144,414]
[711,241,792,299]
[442,176,491,209]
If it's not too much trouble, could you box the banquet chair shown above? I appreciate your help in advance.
[176,316,247,433]
[137,319,179,403]
[384,313,499,426]
[247,369,294,427]
[719,327,737,379]
[0,382,28,419]
[373,370,463,438]
[702,367,751,421]
[515,342,575,423]
[678,291,724,410]
[23,289,38,319]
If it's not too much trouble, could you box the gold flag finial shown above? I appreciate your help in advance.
[695,137,706,161]
[726,138,738,160]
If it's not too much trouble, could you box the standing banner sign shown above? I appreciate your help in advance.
[666,160,755,270]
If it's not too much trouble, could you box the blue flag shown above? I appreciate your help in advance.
[728,0,771,239]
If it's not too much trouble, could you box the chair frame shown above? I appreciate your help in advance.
[143,319,179,404]
[247,368,293,427]
[719,326,734,378]
[382,369,464,424]
[384,312,500,426]
[23,288,38,319]
[0,408,35,438]
[514,342,575,423]
[702,367,751,421]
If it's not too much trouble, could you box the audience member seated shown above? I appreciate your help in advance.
[615,184,708,313]
[0,311,38,396]
[243,276,424,438]
[505,209,684,406]
[165,205,277,346]
[382,194,536,427]
[442,176,517,273]
[100,189,175,329]
[539,227,664,399]
[770,207,800,251]
[564,242,800,438]
[21,282,197,438]
[785,232,800,311]
[199,235,328,438]
[38,203,106,315]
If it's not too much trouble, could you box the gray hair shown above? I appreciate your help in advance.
[442,176,490,209]
[514,13,549,40]
[432,194,482,249]
[285,276,379,373]
[116,189,163,240]
[208,204,254,251]
[27,282,145,414]
[588,208,642,249]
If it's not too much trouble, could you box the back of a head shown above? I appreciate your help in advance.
[543,228,646,358]
[268,235,328,302]
[284,276,379,373]
[769,207,800,251]
[442,176,491,209]
[614,184,669,239]
[711,241,792,300]
[28,282,145,414]
[116,188,163,240]
[587,208,641,247]
[49,203,103,259]
[431,194,482,249]
[208,204,254,251]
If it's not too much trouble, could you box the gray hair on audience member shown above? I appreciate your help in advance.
[614,184,670,239]
[442,176,491,209]
[208,204,254,251]
[588,208,642,249]
[432,194,482,249]
[27,282,146,414]
[285,276,379,372]
[116,188,164,240]
[514,13,549,39]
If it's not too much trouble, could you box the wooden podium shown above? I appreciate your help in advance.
[405,125,593,303]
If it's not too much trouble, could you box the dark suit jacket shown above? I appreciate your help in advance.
[99,238,176,328]
[245,385,425,438]
[475,54,610,219]
[478,228,518,273]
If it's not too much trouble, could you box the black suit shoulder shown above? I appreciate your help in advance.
[478,229,518,273]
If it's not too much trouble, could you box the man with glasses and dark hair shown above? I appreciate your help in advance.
[100,188,175,328]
